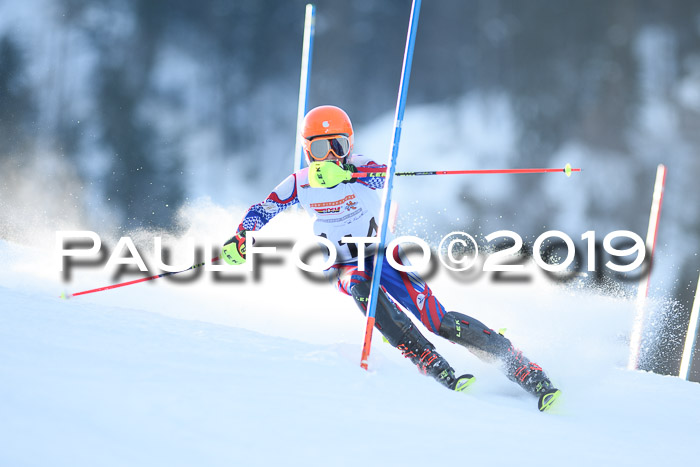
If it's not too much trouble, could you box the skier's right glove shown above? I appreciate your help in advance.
[308,161,356,188]
[222,231,247,265]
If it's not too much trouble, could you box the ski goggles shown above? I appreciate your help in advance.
[304,135,351,161]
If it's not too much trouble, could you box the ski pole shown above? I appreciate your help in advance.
[352,163,581,178]
[60,256,219,299]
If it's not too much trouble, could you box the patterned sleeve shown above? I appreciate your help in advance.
[237,173,300,232]
[349,154,386,190]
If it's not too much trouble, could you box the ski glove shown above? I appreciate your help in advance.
[222,231,246,265]
[308,161,356,188]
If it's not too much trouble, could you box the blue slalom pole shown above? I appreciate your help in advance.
[293,4,316,172]
[361,0,422,370]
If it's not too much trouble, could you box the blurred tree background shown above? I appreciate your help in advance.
[1,0,700,377]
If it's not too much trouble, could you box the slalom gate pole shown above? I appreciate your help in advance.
[293,4,316,172]
[351,164,581,179]
[628,163,667,370]
[60,257,219,299]
[679,271,700,380]
[360,0,422,370]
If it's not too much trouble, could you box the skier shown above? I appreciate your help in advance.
[222,105,561,411]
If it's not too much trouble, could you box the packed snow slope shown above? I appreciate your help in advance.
[1,209,699,467]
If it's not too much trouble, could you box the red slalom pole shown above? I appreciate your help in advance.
[352,164,581,178]
[628,163,667,370]
[60,256,219,299]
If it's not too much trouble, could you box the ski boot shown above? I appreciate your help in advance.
[503,345,561,412]
[351,282,475,392]
[438,311,560,411]
[396,326,475,392]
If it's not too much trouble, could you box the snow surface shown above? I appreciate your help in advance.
[2,207,700,467]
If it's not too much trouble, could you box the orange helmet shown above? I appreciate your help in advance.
[301,105,354,164]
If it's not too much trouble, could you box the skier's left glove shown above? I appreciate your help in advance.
[308,161,356,188]
[222,231,247,265]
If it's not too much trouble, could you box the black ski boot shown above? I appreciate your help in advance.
[351,282,474,392]
[396,325,475,392]
[438,311,560,410]
[502,345,561,411]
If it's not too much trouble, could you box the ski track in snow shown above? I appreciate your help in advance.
[1,212,699,466]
